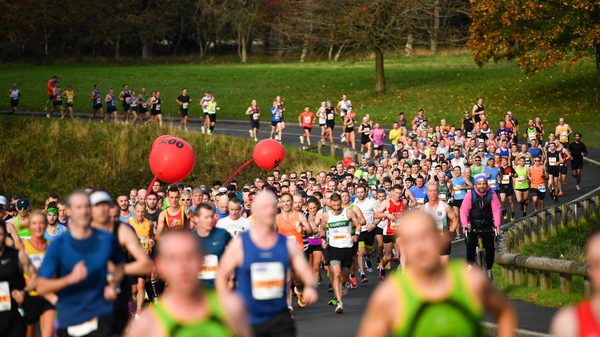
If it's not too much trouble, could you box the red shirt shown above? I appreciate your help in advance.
[300,112,315,128]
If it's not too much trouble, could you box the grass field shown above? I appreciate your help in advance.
[0,116,336,207]
[1,55,599,147]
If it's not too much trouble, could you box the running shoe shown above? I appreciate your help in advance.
[342,283,348,297]
[360,273,368,283]
[486,269,494,281]
[207,129,212,135]
[376,262,382,270]
[502,210,507,220]
[576,185,581,190]
[184,128,188,131]
[249,130,253,138]
[557,191,563,197]
[328,284,333,293]
[340,134,346,143]
[275,135,279,141]
[46,114,50,118]
[392,256,400,264]
[299,135,304,144]
[201,126,205,134]
[349,276,357,289]
[328,298,338,306]
[254,138,258,141]
[550,190,555,199]
[288,307,295,320]
[379,269,386,281]
[335,301,344,314]
[60,116,65,120]
[44,106,48,111]
[366,260,373,273]
[294,287,306,308]
[134,314,140,320]
[386,261,391,270]
[511,212,515,221]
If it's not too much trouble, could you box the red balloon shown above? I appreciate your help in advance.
[149,137,195,182]
[152,135,173,149]
[253,139,285,170]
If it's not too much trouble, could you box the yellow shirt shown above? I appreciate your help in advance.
[65,90,75,104]
[127,217,152,253]
[389,129,402,145]
[23,239,48,296]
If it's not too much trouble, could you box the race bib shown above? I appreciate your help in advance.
[327,114,334,120]
[330,228,349,244]
[517,176,525,184]
[28,253,44,269]
[538,184,546,192]
[11,92,18,99]
[67,318,98,337]
[304,116,311,124]
[390,219,400,230]
[0,282,11,312]
[529,133,536,140]
[68,95,74,101]
[549,157,557,166]
[199,254,218,280]
[416,197,424,205]
[361,225,368,232]
[139,237,149,251]
[126,97,132,103]
[501,175,510,184]
[96,97,101,103]
[253,113,259,120]
[182,102,188,109]
[560,133,567,143]
[250,262,285,300]
[438,193,447,201]
[142,102,148,108]
[488,179,497,188]
[156,104,161,111]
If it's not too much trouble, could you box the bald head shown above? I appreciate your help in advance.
[398,211,442,271]
[218,195,229,209]
[251,191,278,228]
[156,230,202,257]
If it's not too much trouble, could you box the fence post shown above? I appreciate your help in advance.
[559,274,573,294]
[540,271,552,290]
[331,143,336,159]
[594,196,600,217]
[531,215,539,243]
[515,267,526,285]
[506,230,514,253]
[540,211,548,241]
[584,277,592,297]
[521,220,530,246]
[507,265,515,284]
[517,223,525,252]
[570,204,578,227]
[560,204,568,229]
[527,269,538,288]
[583,199,590,223]
[550,207,558,236]
[317,141,323,156]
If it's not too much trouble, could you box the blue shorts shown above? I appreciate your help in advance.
[93,104,103,110]
[122,104,131,111]
[66,103,73,108]
[47,94,54,100]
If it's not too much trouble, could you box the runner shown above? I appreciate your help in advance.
[8,198,32,244]
[47,83,64,119]
[569,133,587,190]
[206,96,218,134]
[43,202,68,242]
[245,100,260,141]
[129,91,138,125]
[550,226,600,336]
[116,194,134,223]
[147,90,163,128]
[216,198,253,238]
[460,174,502,278]
[357,211,516,337]
[324,101,336,144]
[450,166,471,240]
[370,122,385,159]
[275,95,286,136]
[498,157,516,220]
[375,185,408,280]
[200,90,213,134]
[317,101,327,144]
[353,184,379,283]
[546,141,563,202]
[176,88,192,131]
[484,157,500,194]
[44,76,57,112]
[37,190,126,337]
[119,85,134,125]
[6,83,20,115]
[340,190,366,289]
[156,186,189,239]
[343,108,356,148]
[125,230,251,337]
[90,191,153,335]
[528,156,547,212]
[304,198,324,283]
[138,88,149,124]
[105,87,118,123]
[423,183,458,264]
[337,94,351,120]
[270,100,283,141]
[555,117,573,147]
[298,106,315,146]
[358,117,373,156]
[61,84,75,120]
[216,191,318,335]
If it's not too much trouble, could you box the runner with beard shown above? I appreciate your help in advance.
[43,202,68,242]
[89,191,152,335]
[143,192,162,303]
[193,203,231,289]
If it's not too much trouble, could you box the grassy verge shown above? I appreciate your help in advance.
[493,217,598,307]
[0,116,336,207]
[1,55,599,146]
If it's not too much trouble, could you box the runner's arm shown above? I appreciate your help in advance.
[19,249,38,291]
[287,239,318,289]
[215,237,243,293]
[298,212,316,236]
[5,220,23,249]
[374,201,389,220]
[155,212,166,240]
[459,190,472,228]
[404,190,418,210]
[357,280,399,337]
[477,272,517,337]
[445,203,459,232]
[352,206,366,226]
[220,291,253,337]
[549,307,577,337]
[119,225,153,275]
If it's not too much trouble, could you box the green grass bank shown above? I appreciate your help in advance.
[1,55,599,146]
[0,116,335,207]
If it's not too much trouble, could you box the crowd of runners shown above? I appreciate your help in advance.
[1,78,598,337]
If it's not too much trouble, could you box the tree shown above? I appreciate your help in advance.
[469,0,600,101]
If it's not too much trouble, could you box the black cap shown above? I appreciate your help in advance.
[6,204,16,212]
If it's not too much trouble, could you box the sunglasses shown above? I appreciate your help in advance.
[17,206,27,211]
[181,198,191,201]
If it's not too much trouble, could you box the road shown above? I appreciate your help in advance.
[5,111,600,335]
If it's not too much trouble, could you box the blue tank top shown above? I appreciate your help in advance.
[409,186,428,206]
[484,166,500,191]
[498,147,509,158]
[453,177,467,200]
[417,116,425,125]
[236,232,289,325]
[107,94,116,107]
[44,224,67,242]
[271,106,282,122]
[93,90,102,105]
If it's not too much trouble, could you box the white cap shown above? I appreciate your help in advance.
[90,191,113,206]
[218,187,228,193]
[0,196,6,205]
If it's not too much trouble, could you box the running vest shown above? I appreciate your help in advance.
[44,224,67,242]
[202,96,212,113]
[14,216,31,240]
[361,123,372,142]
[65,90,74,104]
[547,151,560,168]
[0,247,25,314]
[93,90,102,105]
[385,199,405,236]
[484,166,500,191]
[437,182,450,202]
[131,96,138,108]
[122,91,132,105]
[107,93,116,108]
[237,232,289,325]
[530,165,546,191]
[250,106,260,121]
[514,166,529,189]
[165,206,187,230]
[526,127,538,141]
[55,91,62,102]
[325,107,335,123]
[424,201,449,235]
[498,147,509,158]
[452,177,467,200]
[557,125,569,143]
[471,165,484,175]
[127,217,152,253]
[327,208,353,248]
[141,95,148,108]
[277,211,303,250]
[152,98,162,113]
[23,239,48,296]
[150,290,233,337]
[575,300,600,337]
[410,186,427,207]
[391,260,484,337]
[9,89,19,100]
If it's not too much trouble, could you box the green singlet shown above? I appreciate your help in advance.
[150,290,233,337]
[15,216,31,239]
[392,260,484,337]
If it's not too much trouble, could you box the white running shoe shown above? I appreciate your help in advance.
[201,126,205,134]
[299,135,304,144]
[576,185,581,190]
[275,135,279,141]
[335,301,344,314]
[249,130,253,138]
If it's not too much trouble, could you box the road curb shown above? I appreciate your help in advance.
[482,322,550,337]
[584,156,600,169]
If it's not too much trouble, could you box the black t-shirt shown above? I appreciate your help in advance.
[178,95,191,111]
[145,210,160,224]
[336,173,349,182]
[569,142,587,162]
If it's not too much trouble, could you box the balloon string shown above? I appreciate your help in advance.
[142,175,159,202]
[224,159,255,185]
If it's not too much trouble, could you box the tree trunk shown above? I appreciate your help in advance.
[596,42,600,102]
[334,43,346,61]
[328,44,333,61]
[44,25,49,56]
[115,34,120,59]
[431,0,439,54]
[375,47,385,93]
[300,39,309,62]
[405,33,413,57]
[141,38,152,59]
[241,33,248,63]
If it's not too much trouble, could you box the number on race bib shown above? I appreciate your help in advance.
[182,103,188,109]
[488,179,497,188]
[501,175,510,184]
[0,282,11,312]
[538,184,546,192]
[156,104,161,111]
[327,114,334,120]
[198,254,219,280]
[549,157,557,166]
[517,176,525,184]
[139,237,149,251]
[253,113,259,120]
[250,262,285,300]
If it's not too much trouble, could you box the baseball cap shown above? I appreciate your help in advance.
[474,173,487,184]
[205,90,210,93]
[67,84,72,88]
[299,190,308,198]
[6,204,16,212]
[218,187,228,194]
[90,191,113,206]
[17,198,30,209]
[0,195,6,205]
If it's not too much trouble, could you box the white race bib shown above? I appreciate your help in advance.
[250,262,285,300]
[416,197,424,205]
[488,179,497,188]
[199,254,218,280]
[329,227,350,245]
[390,219,401,230]
[182,102,188,109]
[156,104,161,111]
[538,184,546,192]
[549,157,557,166]
[501,175,510,184]
[0,282,11,312]
[327,114,334,120]
[253,113,259,120]
[28,253,45,269]
[142,102,148,108]
[304,116,312,124]
[67,318,98,337]
[560,132,567,143]
[139,237,149,251]
[438,193,447,201]
[517,176,525,184]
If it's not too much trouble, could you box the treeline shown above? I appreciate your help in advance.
[0,0,469,62]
